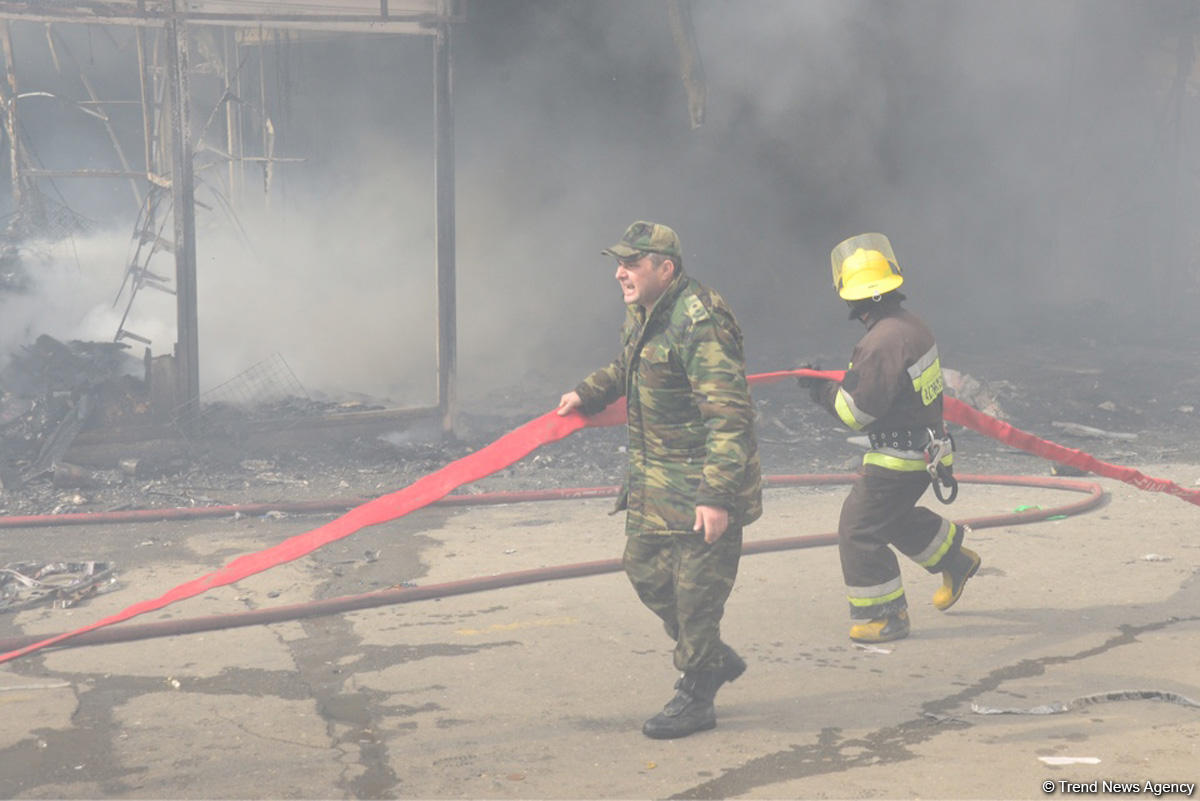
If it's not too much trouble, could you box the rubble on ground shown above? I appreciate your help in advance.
[943,367,1006,419]
[1,338,1198,520]
[0,560,117,613]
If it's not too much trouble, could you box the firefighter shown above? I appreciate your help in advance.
[800,233,981,643]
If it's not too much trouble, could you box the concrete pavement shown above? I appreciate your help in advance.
[1,466,1198,798]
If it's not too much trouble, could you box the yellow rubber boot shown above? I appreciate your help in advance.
[933,546,981,611]
[849,610,910,643]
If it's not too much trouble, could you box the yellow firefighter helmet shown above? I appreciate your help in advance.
[830,233,904,300]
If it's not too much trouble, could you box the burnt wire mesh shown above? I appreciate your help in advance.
[172,352,310,439]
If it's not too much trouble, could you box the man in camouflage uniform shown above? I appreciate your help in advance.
[558,221,762,739]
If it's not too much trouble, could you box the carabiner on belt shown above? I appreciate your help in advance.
[924,427,958,504]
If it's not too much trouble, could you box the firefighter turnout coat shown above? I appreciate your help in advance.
[815,305,950,473]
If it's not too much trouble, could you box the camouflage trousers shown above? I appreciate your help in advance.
[839,465,964,620]
[622,525,743,673]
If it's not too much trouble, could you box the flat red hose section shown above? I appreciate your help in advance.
[752,370,1200,506]
[1,369,1194,664]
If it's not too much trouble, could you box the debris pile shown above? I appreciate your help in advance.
[1,335,147,491]
[943,367,1006,419]
[0,337,1196,520]
[0,560,117,613]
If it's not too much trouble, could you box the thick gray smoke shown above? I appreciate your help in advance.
[2,1,1197,408]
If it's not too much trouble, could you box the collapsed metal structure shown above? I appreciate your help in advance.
[0,0,462,432]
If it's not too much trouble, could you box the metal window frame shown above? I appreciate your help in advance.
[0,0,461,435]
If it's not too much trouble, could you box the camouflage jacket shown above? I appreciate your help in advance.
[575,272,763,535]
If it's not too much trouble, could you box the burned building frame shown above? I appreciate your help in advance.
[0,0,463,434]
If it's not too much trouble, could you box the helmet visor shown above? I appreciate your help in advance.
[831,233,902,300]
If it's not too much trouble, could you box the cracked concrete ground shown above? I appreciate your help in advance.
[1,463,1198,799]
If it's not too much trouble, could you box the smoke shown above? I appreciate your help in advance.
[0,155,439,406]
[3,1,1199,409]
[189,137,438,405]
[0,234,155,359]
[681,0,1193,345]
[454,0,1200,364]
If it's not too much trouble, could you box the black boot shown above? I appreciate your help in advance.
[641,647,746,740]
[642,672,717,739]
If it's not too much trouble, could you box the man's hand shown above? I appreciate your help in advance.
[796,363,831,405]
[808,379,832,405]
[557,391,583,416]
[693,504,730,544]
[794,362,823,388]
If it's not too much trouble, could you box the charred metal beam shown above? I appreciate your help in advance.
[258,33,271,206]
[666,0,706,129]
[26,167,152,178]
[135,23,155,180]
[434,17,456,434]
[165,0,199,419]
[0,21,20,218]
[222,26,240,204]
[0,3,458,30]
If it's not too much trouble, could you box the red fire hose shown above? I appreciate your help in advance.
[0,473,1103,654]
[11,365,1170,664]
[0,471,1102,530]
[0,487,623,529]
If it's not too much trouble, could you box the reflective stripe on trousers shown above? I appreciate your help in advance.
[838,465,961,620]
[846,574,905,610]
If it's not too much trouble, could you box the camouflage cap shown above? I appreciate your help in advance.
[602,221,683,262]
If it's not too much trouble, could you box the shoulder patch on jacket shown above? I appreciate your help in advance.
[684,294,709,323]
